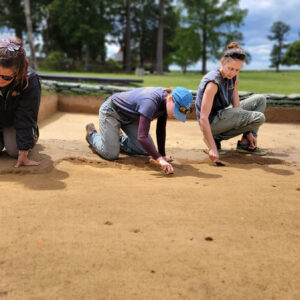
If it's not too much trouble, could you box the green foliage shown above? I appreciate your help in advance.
[182,0,248,74]
[282,41,300,66]
[268,21,290,71]
[108,0,178,71]
[0,0,50,38]
[105,59,123,72]
[171,26,202,72]
[39,51,71,71]
[43,0,111,63]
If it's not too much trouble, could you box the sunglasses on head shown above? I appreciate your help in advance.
[173,97,193,114]
[0,74,15,81]
[225,52,246,60]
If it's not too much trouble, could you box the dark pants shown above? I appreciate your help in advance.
[0,127,18,158]
[0,126,39,158]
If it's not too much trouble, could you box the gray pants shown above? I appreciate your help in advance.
[210,94,266,141]
[0,127,18,158]
[88,98,154,160]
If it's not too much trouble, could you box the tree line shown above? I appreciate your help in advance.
[2,1,298,74]
[0,0,252,74]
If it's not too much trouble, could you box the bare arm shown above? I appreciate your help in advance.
[199,82,219,162]
[232,75,241,108]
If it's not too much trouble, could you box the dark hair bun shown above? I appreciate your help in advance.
[227,42,240,49]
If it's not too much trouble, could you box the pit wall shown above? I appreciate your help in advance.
[39,81,300,123]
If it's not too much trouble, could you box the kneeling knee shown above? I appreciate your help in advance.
[6,147,18,158]
[100,150,119,161]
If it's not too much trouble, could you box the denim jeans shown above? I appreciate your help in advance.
[210,94,266,141]
[88,98,153,160]
[0,127,18,158]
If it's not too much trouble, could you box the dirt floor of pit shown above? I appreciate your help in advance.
[0,112,300,300]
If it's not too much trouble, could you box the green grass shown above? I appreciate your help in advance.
[39,69,300,94]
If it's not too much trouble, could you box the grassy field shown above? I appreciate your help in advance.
[39,69,300,94]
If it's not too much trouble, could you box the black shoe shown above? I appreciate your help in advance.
[236,140,266,156]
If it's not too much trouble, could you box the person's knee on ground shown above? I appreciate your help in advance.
[0,132,4,153]
[96,145,120,161]
[3,127,18,158]
[100,151,119,161]
[5,145,18,158]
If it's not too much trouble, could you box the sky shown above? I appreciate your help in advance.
[182,0,300,71]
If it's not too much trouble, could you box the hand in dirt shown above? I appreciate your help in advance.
[15,152,40,168]
[162,155,173,162]
[157,157,174,174]
[246,132,257,149]
[208,149,219,162]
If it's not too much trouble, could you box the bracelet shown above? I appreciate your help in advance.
[19,150,29,155]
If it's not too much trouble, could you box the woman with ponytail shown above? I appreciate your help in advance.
[196,42,266,163]
[0,38,41,167]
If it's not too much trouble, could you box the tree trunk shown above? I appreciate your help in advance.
[201,13,207,75]
[277,40,282,72]
[14,27,23,40]
[23,0,38,70]
[125,0,131,74]
[84,45,90,71]
[156,0,164,75]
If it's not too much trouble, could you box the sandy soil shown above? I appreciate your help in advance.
[1,112,300,300]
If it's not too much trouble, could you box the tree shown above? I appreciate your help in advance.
[268,21,290,72]
[171,26,202,72]
[0,0,26,39]
[110,0,177,72]
[42,0,111,69]
[282,40,300,66]
[183,0,247,74]
[0,0,50,39]
[124,0,132,73]
[156,0,164,74]
[24,0,38,70]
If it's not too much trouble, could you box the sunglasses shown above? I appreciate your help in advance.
[173,97,193,114]
[225,52,246,60]
[0,74,15,81]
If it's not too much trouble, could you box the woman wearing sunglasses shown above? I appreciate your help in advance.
[86,86,193,174]
[196,42,266,163]
[0,38,41,167]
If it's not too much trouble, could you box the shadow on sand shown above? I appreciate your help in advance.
[0,144,69,190]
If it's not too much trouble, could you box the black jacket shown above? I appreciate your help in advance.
[0,67,41,150]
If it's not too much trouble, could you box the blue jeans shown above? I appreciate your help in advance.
[210,94,266,141]
[88,98,153,160]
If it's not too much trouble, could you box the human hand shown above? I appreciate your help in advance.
[246,132,257,149]
[208,148,219,162]
[157,157,174,174]
[15,151,40,168]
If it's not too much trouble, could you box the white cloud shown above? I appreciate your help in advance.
[244,44,271,55]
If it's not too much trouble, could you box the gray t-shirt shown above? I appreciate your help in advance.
[111,87,167,120]
[196,69,236,123]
